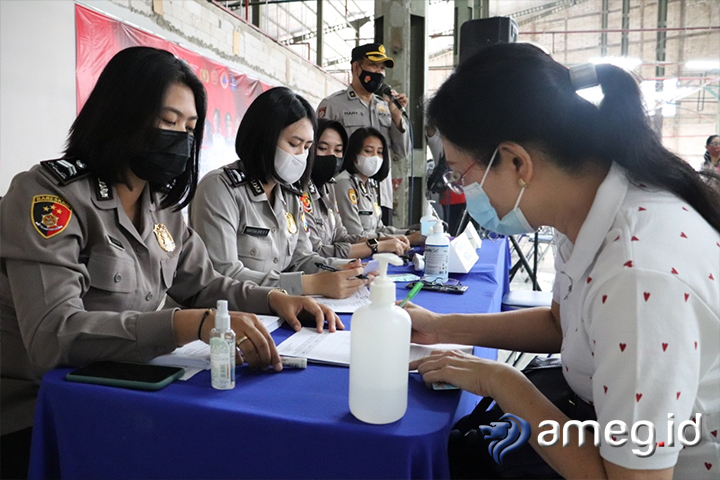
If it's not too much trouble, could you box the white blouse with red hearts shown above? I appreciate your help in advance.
[552,162,719,477]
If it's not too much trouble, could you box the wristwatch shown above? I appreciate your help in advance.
[366,238,379,254]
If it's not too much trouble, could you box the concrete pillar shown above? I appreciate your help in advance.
[316,0,323,66]
[454,0,474,66]
[374,0,428,226]
[653,0,668,135]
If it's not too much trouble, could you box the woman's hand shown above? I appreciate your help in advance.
[409,350,514,398]
[378,237,409,255]
[227,312,282,371]
[186,309,282,371]
[406,230,425,246]
[392,235,411,250]
[304,265,365,299]
[268,290,343,333]
[402,301,443,345]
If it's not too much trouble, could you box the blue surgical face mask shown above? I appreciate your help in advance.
[462,148,536,236]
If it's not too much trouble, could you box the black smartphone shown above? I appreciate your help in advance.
[406,281,468,294]
[66,361,184,391]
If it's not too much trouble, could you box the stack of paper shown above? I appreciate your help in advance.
[276,328,472,367]
[149,315,284,371]
[311,286,370,313]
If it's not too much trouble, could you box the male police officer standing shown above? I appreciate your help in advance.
[317,43,411,226]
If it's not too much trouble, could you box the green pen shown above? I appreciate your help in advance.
[399,282,424,308]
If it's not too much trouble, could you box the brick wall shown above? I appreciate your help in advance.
[109,0,345,107]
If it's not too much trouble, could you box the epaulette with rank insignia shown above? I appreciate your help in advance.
[41,159,90,185]
[223,167,247,187]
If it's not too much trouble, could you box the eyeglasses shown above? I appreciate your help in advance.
[709,142,720,147]
[442,163,476,194]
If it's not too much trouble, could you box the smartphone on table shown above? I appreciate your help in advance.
[66,361,184,391]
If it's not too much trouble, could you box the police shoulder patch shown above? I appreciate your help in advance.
[32,195,73,239]
[40,159,90,185]
[348,188,358,205]
[301,192,313,214]
[318,107,327,118]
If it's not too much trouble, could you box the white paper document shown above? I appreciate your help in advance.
[363,260,380,275]
[276,328,473,367]
[311,286,370,313]
[148,315,284,373]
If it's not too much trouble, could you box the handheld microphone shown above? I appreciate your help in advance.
[380,83,407,117]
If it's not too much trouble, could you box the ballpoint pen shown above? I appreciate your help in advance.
[314,262,369,280]
[399,281,423,308]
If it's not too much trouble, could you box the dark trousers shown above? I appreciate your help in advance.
[381,206,393,226]
[1,428,32,480]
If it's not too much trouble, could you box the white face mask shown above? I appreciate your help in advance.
[355,155,382,177]
[274,146,308,184]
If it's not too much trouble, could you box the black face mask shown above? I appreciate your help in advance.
[359,69,384,94]
[311,155,343,188]
[130,129,194,185]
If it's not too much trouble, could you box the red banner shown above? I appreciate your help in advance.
[75,4,272,176]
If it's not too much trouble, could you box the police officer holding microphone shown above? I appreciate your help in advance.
[317,43,411,227]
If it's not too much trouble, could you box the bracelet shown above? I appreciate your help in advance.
[267,288,288,313]
[197,308,213,340]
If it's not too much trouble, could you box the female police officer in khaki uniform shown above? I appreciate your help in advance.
[305,119,408,259]
[0,48,338,479]
[334,127,423,245]
[191,87,365,300]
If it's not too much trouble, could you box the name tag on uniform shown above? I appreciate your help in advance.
[106,235,124,250]
[359,210,373,216]
[243,226,270,237]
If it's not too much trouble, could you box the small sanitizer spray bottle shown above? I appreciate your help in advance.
[210,300,235,390]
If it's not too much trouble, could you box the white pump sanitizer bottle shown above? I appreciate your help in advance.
[349,253,411,424]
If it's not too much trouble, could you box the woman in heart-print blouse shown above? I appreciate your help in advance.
[407,43,720,480]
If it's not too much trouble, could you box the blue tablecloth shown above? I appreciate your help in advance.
[29,238,510,480]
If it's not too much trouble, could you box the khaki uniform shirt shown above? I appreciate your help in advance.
[0,160,273,435]
[317,86,411,210]
[304,181,363,258]
[334,170,405,239]
[190,161,341,296]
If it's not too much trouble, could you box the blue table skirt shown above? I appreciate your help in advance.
[29,238,510,480]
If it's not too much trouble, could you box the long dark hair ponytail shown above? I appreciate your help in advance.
[428,43,720,233]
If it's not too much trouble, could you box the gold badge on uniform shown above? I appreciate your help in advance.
[285,212,298,234]
[348,188,358,206]
[374,202,382,217]
[301,192,313,214]
[32,195,73,239]
[153,223,176,252]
